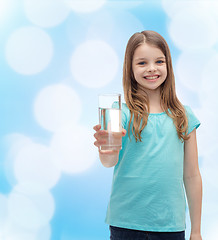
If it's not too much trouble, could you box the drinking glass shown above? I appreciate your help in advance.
[98,94,122,151]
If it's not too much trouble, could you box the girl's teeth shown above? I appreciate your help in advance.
[145,76,159,80]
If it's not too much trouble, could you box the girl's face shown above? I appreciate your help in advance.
[132,43,167,95]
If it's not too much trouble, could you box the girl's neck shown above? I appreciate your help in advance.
[137,87,164,113]
[147,90,160,104]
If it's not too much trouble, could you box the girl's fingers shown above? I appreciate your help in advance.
[93,124,101,131]
[94,130,109,140]
[94,140,106,147]
[94,141,100,147]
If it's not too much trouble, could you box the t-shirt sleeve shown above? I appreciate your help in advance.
[184,105,201,135]
[121,103,129,129]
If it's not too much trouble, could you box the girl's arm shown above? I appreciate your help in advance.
[183,129,202,240]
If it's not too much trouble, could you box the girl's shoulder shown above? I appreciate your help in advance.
[122,102,129,110]
[183,104,191,111]
[183,104,197,120]
[122,102,131,116]
[183,105,195,116]
[183,105,201,134]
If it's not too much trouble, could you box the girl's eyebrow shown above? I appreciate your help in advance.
[135,56,166,61]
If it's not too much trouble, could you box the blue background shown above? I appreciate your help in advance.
[0,0,218,239]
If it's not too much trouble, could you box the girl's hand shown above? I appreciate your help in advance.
[190,233,202,240]
[93,124,126,155]
[93,124,126,167]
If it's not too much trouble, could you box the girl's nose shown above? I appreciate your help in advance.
[147,64,157,72]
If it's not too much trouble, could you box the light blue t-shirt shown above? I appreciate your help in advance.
[105,103,200,232]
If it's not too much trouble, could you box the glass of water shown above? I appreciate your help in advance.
[98,94,122,151]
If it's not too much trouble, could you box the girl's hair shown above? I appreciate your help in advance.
[123,30,189,142]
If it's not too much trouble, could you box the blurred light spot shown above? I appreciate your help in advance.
[1,220,50,240]
[0,194,8,228]
[196,1,218,26]
[5,27,53,75]
[200,150,218,237]
[23,0,71,28]
[204,225,218,240]
[168,8,218,50]
[107,0,143,9]
[201,53,218,105]
[201,149,218,190]
[1,233,36,240]
[34,84,82,132]
[5,134,33,152]
[4,134,34,187]
[86,11,115,41]
[14,182,51,196]
[174,80,196,107]
[8,185,55,230]
[0,0,11,21]
[86,10,144,55]
[66,0,106,13]
[193,108,218,158]
[50,125,98,173]
[70,40,119,88]
[161,0,203,19]
[36,224,51,240]
[175,49,217,91]
[14,142,61,190]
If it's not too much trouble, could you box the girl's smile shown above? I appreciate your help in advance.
[144,74,160,81]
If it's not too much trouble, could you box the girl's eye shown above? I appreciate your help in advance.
[156,60,165,64]
[138,62,146,65]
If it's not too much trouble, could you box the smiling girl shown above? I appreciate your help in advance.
[93,30,202,240]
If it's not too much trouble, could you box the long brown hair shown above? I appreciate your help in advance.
[123,30,189,142]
